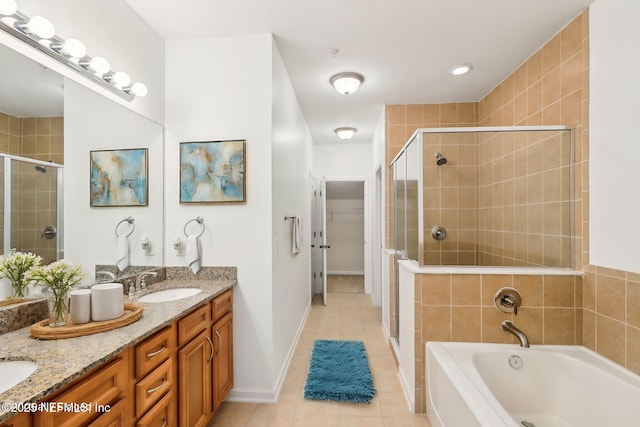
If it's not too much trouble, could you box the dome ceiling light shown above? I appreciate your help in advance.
[330,72,364,95]
[335,127,357,140]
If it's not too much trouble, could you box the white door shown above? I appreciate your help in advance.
[320,177,328,305]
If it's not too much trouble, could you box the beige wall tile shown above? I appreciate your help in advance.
[596,315,625,367]
[452,306,482,342]
[596,274,625,322]
[543,308,575,344]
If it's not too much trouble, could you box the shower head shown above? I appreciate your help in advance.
[35,165,47,173]
[434,152,447,166]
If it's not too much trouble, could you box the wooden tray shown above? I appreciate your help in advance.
[30,303,143,339]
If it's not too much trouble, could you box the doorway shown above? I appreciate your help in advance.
[325,180,365,294]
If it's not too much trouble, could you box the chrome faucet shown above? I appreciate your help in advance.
[135,271,158,292]
[501,320,530,348]
[96,270,116,283]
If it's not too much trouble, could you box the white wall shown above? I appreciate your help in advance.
[314,143,373,178]
[64,80,164,281]
[373,108,386,309]
[165,34,276,395]
[589,0,640,273]
[398,261,416,411]
[270,39,313,393]
[17,0,165,123]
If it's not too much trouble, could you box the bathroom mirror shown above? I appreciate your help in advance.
[0,42,164,286]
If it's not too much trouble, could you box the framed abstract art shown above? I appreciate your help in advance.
[180,139,246,203]
[90,148,148,207]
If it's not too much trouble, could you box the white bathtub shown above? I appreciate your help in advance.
[426,342,640,427]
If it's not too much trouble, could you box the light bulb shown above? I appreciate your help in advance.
[0,0,17,16]
[89,56,110,76]
[62,38,86,59]
[112,71,131,88]
[130,82,148,97]
[28,16,55,39]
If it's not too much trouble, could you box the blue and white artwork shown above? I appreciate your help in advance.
[90,148,148,207]
[180,140,245,203]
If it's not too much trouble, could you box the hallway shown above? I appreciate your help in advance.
[210,277,431,426]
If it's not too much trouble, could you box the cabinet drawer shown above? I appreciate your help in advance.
[35,354,127,427]
[87,398,127,427]
[211,290,233,322]
[136,391,176,427]
[135,326,176,379]
[177,304,209,347]
[135,357,174,418]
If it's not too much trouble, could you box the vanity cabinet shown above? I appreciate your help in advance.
[133,326,177,426]
[177,305,212,427]
[211,292,233,413]
[177,290,234,427]
[34,350,129,427]
[133,325,177,426]
[2,287,233,427]
[0,412,31,427]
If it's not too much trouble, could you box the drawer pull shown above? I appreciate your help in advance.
[215,330,222,355]
[161,418,167,427]
[146,345,166,358]
[147,377,167,394]
[206,336,214,364]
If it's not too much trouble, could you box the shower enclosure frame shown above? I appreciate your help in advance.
[391,125,574,268]
[2,153,64,261]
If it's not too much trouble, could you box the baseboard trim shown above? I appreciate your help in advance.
[327,271,364,275]
[225,302,311,404]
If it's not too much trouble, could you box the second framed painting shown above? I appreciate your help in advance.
[180,139,246,203]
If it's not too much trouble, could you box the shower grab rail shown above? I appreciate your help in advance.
[184,216,205,238]
[115,216,135,237]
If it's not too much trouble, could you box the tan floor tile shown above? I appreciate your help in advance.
[214,280,434,426]
[339,414,386,426]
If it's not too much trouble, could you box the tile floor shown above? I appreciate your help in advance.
[209,275,431,427]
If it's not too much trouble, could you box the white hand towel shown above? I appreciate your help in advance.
[116,235,129,272]
[185,236,201,274]
[292,216,302,255]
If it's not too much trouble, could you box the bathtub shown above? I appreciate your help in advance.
[426,342,640,427]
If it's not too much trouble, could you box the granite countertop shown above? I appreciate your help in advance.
[0,278,235,423]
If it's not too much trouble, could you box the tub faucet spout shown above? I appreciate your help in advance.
[501,320,530,348]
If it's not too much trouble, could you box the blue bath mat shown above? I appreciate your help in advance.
[304,339,376,403]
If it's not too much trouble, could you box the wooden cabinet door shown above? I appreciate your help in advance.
[178,330,212,427]
[0,412,31,427]
[212,312,233,413]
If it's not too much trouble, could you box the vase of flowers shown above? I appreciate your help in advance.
[0,250,42,299]
[26,260,85,327]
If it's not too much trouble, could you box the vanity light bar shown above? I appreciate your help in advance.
[0,9,147,101]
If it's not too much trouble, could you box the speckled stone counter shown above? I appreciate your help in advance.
[0,276,236,423]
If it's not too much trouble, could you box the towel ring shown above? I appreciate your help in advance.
[115,216,135,237]
[184,216,205,238]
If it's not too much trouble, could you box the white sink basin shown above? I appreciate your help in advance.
[0,360,38,393]
[138,288,202,303]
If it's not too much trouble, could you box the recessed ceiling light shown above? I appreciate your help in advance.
[330,72,364,95]
[449,63,473,76]
[335,127,357,140]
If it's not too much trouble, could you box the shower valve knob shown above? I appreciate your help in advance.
[431,225,447,241]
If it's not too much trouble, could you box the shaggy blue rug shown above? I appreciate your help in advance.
[303,339,376,403]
